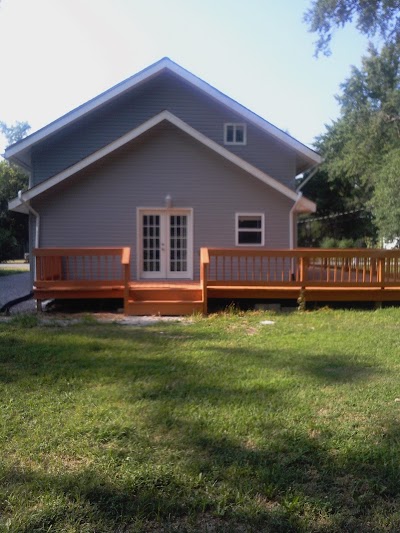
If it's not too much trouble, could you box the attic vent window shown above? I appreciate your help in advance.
[224,123,246,145]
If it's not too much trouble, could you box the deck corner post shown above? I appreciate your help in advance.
[36,299,43,313]
[122,247,131,315]
[200,247,209,316]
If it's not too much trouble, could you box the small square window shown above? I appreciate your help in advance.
[236,213,264,246]
[224,123,246,145]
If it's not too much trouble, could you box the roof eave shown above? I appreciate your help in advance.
[8,196,29,214]
[4,57,322,168]
[297,197,317,213]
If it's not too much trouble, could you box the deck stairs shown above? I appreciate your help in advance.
[126,283,203,316]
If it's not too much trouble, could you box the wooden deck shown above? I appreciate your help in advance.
[33,247,400,315]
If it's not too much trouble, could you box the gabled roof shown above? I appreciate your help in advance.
[4,57,322,170]
[9,111,316,214]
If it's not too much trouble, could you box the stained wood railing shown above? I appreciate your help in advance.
[200,247,210,314]
[33,248,131,302]
[201,248,400,288]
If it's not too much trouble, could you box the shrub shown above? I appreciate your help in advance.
[0,228,18,262]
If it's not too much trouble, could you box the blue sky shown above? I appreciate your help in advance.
[0,0,368,155]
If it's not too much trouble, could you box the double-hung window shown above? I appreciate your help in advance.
[236,213,265,246]
[224,123,246,145]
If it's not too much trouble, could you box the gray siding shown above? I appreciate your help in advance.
[32,72,296,189]
[33,123,293,280]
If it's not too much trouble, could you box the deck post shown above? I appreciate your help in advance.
[378,255,385,290]
[299,255,308,284]
[200,248,209,315]
[122,247,131,314]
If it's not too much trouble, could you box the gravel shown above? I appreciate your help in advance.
[0,272,35,314]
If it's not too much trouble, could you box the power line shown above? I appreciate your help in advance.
[298,208,366,224]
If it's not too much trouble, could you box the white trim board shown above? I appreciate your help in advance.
[235,213,265,246]
[9,111,316,214]
[5,57,322,169]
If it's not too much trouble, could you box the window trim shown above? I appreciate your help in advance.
[224,123,247,145]
[235,212,265,247]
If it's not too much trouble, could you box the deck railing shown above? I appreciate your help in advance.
[33,247,131,290]
[201,248,400,288]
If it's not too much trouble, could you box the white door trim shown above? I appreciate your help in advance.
[137,208,194,280]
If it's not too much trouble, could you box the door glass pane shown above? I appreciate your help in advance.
[143,215,161,272]
[169,215,188,273]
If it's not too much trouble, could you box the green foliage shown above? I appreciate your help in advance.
[302,41,400,243]
[298,165,376,247]
[371,148,400,240]
[0,227,18,261]
[0,160,28,259]
[304,0,400,56]
[0,121,30,147]
[0,121,30,260]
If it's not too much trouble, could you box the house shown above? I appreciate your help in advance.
[6,57,329,314]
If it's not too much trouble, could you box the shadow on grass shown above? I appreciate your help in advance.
[0,322,397,531]
[3,421,400,532]
[297,353,377,383]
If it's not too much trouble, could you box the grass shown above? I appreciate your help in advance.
[1,308,400,531]
[0,268,28,277]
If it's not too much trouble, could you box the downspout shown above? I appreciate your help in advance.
[289,192,303,281]
[18,190,40,279]
[18,190,40,248]
[295,164,320,193]
[291,162,321,248]
[289,192,303,250]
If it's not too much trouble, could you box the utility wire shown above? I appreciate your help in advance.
[298,208,366,224]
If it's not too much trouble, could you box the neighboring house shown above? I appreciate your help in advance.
[5,57,323,313]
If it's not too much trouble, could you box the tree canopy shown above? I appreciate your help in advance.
[300,40,400,245]
[0,121,30,261]
[304,0,400,55]
[0,121,30,147]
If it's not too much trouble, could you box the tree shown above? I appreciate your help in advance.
[300,41,400,244]
[304,0,400,55]
[0,121,30,146]
[0,121,30,261]
[371,148,400,240]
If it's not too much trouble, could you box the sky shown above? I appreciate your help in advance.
[0,0,369,155]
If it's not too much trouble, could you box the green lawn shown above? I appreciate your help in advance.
[0,268,28,277]
[1,309,400,532]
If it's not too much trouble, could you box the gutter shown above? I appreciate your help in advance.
[18,190,40,248]
[289,192,303,249]
[290,162,322,249]
[17,191,39,282]
[296,163,321,193]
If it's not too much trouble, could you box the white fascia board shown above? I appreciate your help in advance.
[4,58,172,163]
[5,58,322,167]
[9,111,311,211]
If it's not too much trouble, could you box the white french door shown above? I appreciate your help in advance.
[138,209,193,279]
